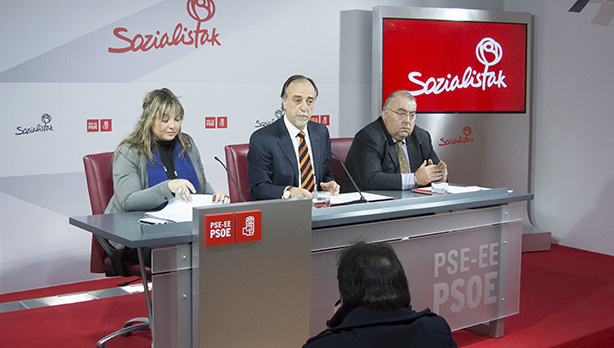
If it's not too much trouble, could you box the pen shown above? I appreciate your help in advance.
[206,192,218,204]
[208,192,229,204]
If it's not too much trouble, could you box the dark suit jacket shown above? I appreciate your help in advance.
[248,117,335,200]
[341,117,440,192]
[303,305,457,348]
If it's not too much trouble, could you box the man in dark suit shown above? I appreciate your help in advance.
[248,75,340,200]
[341,90,447,192]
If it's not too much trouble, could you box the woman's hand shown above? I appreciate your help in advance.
[212,192,230,204]
[168,179,196,202]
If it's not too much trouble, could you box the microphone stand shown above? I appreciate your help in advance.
[214,156,246,202]
[330,151,368,204]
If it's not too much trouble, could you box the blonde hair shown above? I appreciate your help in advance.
[114,88,191,163]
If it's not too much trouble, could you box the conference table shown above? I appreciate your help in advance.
[70,186,532,348]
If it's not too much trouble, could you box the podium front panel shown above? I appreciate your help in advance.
[193,199,312,348]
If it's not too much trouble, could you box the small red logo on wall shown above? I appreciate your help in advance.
[462,126,472,136]
[205,116,228,129]
[217,116,227,128]
[204,213,234,246]
[439,126,475,147]
[309,115,330,126]
[235,210,262,244]
[87,119,99,132]
[101,119,112,132]
[205,117,216,129]
[87,119,113,132]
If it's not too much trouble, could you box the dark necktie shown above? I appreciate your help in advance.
[297,131,315,192]
[397,141,410,174]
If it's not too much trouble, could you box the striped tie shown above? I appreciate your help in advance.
[397,141,410,174]
[297,131,315,192]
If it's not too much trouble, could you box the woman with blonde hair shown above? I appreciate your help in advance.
[105,88,228,264]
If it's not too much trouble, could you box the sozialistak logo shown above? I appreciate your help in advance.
[439,126,474,147]
[15,113,54,136]
[255,109,284,128]
[408,38,506,96]
[108,0,220,54]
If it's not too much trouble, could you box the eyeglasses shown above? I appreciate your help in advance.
[386,107,416,121]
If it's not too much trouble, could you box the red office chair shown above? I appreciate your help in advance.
[330,137,354,183]
[83,152,151,348]
[224,144,252,202]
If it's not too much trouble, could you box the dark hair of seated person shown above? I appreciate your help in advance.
[337,241,411,309]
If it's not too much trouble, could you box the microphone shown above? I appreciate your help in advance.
[214,156,246,202]
[330,151,368,204]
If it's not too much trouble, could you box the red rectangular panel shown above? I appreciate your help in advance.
[235,210,261,244]
[204,213,234,246]
[382,19,527,112]
[87,119,99,132]
[100,119,112,132]
[205,117,216,129]
[217,116,227,128]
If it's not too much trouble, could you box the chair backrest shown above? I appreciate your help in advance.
[330,137,354,183]
[84,152,115,215]
[83,152,114,273]
[224,144,252,202]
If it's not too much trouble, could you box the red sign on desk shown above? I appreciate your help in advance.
[235,210,261,244]
[204,213,234,246]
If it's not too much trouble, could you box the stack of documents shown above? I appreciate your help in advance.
[145,194,213,223]
[330,192,394,206]
[412,185,513,195]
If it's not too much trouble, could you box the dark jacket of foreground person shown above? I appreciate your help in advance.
[303,303,457,348]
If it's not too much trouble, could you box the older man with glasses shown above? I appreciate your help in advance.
[341,90,447,192]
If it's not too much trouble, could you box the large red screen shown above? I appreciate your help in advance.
[383,18,527,112]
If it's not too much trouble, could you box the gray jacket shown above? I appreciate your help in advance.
[105,138,214,214]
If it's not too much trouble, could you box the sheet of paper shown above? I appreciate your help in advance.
[413,185,500,195]
[447,186,514,194]
[145,194,213,223]
[446,185,490,194]
[330,192,394,206]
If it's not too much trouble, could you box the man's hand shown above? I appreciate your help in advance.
[414,159,446,186]
[320,181,340,196]
[289,187,313,198]
[435,160,448,183]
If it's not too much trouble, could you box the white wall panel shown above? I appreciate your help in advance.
[504,0,614,256]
